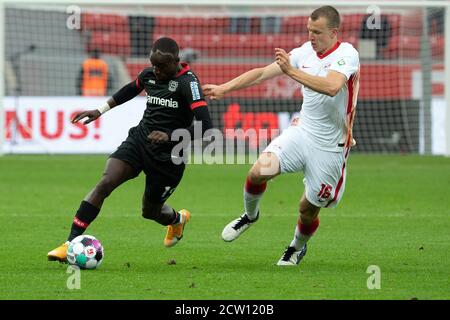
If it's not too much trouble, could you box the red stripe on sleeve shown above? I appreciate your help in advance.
[136,78,142,89]
[191,101,207,110]
[346,74,355,115]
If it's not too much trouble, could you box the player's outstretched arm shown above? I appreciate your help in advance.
[275,48,346,97]
[71,109,101,125]
[203,62,283,100]
[72,79,144,125]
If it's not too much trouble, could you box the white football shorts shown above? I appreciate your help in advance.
[264,125,350,208]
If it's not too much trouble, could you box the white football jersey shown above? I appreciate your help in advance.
[289,41,360,152]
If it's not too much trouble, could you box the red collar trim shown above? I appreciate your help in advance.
[316,41,341,59]
[176,63,190,77]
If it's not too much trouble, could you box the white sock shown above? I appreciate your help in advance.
[173,210,184,225]
[290,225,312,250]
[244,189,263,220]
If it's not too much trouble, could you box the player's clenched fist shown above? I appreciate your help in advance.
[275,48,293,74]
[148,131,169,144]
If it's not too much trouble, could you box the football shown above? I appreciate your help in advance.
[67,235,104,270]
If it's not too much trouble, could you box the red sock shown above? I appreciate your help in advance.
[243,177,266,220]
[245,177,266,195]
[298,218,320,236]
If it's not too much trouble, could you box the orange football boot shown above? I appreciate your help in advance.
[164,209,190,247]
[47,242,69,262]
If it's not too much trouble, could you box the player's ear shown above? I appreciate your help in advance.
[331,28,338,38]
[148,52,155,64]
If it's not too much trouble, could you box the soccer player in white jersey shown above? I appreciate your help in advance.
[203,6,360,266]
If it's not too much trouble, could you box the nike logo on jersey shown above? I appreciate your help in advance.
[301,65,311,68]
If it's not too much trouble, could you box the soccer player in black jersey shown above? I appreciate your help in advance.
[48,37,213,262]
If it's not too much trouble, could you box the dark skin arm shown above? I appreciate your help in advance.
[71,80,169,144]
[72,77,145,125]
[72,101,169,144]
[71,97,117,125]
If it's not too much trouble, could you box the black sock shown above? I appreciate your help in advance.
[67,201,100,242]
[170,210,179,225]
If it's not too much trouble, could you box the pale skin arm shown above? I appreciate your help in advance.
[202,62,284,100]
[275,48,347,97]
[276,48,357,145]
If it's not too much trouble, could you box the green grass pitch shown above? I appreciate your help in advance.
[0,154,449,300]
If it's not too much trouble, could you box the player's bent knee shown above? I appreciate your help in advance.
[299,199,320,221]
[299,211,318,224]
[247,166,264,184]
[254,153,280,179]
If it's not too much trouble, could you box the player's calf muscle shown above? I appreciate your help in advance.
[142,204,174,225]
[94,178,115,198]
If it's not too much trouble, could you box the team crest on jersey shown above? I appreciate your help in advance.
[168,80,178,92]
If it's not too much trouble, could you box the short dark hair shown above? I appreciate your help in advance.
[310,6,341,29]
[90,48,101,59]
[151,37,179,59]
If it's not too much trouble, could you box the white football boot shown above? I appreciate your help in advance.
[276,244,307,266]
[221,212,259,242]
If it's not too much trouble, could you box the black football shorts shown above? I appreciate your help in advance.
[109,129,185,203]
